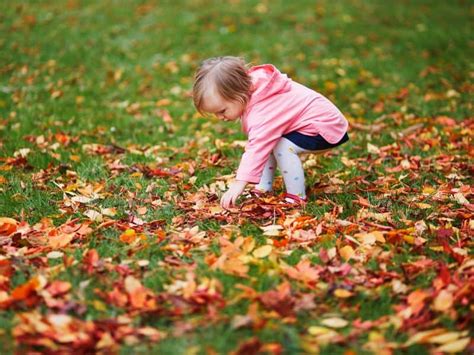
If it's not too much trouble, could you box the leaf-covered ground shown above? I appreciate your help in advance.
[0,1,472,354]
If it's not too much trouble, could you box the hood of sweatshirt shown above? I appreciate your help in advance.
[246,64,292,109]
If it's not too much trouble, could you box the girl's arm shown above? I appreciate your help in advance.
[220,180,247,209]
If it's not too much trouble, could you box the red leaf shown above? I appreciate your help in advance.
[46,281,71,297]
[0,259,13,291]
[259,282,295,317]
[234,337,262,355]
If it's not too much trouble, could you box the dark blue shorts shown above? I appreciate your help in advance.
[282,131,349,151]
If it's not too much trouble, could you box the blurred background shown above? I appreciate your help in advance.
[1,0,471,143]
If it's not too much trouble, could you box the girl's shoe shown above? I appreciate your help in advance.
[283,193,307,205]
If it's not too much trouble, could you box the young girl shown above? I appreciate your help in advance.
[192,56,349,209]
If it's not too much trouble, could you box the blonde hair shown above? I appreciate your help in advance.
[192,56,252,114]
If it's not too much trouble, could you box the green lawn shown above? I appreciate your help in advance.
[0,1,472,354]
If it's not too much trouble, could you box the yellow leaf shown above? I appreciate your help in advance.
[209,206,223,215]
[404,328,446,346]
[253,245,273,258]
[372,231,386,243]
[432,290,453,312]
[308,326,332,335]
[93,300,107,311]
[70,154,81,162]
[428,331,466,344]
[339,245,354,261]
[334,289,353,298]
[422,186,435,194]
[416,202,432,209]
[368,331,384,341]
[403,235,415,244]
[242,238,256,254]
[185,346,200,355]
[436,338,470,353]
[321,317,348,328]
[324,81,337,92]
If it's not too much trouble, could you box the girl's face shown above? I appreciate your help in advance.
[201,92,245,121]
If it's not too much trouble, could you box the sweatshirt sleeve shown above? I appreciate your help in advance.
[235,109,290,183]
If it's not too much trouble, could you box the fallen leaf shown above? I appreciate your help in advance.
[367,143,380,154]
[84,209,103,222]
[339,245,355,261]
[252,245,272,258]
[308,326,333,335]
[334,289,353,298]
[260,224,283,236]
[46,251,64,259]
[432,289,453,312]
[0,217,18,236]
[452,192,469,205]
[436,338,470,353]
[321,317,348,328]
[120,229,137,243]
[428,331,468,344]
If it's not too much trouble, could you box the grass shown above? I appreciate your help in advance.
[0,0,472,353]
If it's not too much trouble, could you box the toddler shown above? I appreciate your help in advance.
[192,56,349,209]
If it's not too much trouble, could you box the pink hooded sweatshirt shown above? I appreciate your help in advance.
[236,64,349,183]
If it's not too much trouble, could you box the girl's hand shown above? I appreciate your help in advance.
[221,180,247,209]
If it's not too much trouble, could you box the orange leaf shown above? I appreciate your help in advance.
[334,289,353,298]
[11,277,40,301]
[83,249,99,274]
[47,231,75,249]
[0,217,18,236]
[120,229,137,243]
[285,259,320,283]
[408,289,429,315]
